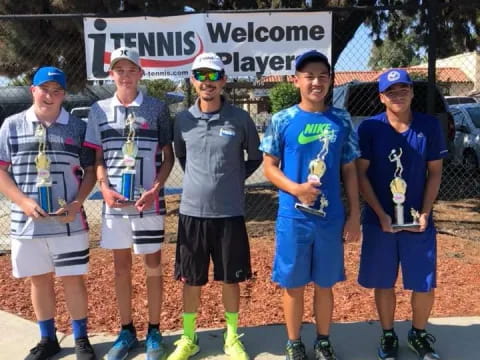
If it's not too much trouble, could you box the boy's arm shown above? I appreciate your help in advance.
[263,153,319,205]
[0,165,47,218]
[341,161,361,242]
[357,158,394,232]
[55,165,97,223]
[95,148,127,208]
[419,159,443,231]
[135,143,174,212]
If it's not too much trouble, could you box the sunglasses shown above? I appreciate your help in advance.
[193,70,224,82]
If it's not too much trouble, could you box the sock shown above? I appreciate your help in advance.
[383,328,396,336]
[148,323,159,334]
[72,318,88,340]
[316,334,330,343]
[121,322,136,335]
[287,338,302,346]
[182,313,197,341]
[411,326,426,335]
[225,312,239,343]
[38,318,56,341]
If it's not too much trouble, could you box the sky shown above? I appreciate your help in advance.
[335,24,373,72]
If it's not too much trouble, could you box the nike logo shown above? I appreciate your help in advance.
[48,72,60,76]
[298,132,322,144]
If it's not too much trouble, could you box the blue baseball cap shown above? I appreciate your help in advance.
[32,66,66,89]
[295,50,330,72]
[378,69,412,92]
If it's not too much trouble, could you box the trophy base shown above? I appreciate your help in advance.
[295,203,326,217]
[392,223,420,230]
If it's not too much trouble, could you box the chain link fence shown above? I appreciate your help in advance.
[0,7,479,251]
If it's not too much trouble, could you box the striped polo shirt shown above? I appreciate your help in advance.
[0,107,95,239]
[84,91,171,218]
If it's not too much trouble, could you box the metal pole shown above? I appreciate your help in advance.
[426,0,438,115]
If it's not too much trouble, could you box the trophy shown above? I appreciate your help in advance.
[35,124,66,216]
[388,148,420,230]
[120,112,139,204]
[295,128,335,217]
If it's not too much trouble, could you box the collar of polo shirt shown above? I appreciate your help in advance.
[111,91,144,109]
[26,106,69,125]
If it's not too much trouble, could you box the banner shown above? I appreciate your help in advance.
[84,12,332,80]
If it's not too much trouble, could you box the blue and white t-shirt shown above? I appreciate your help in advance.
[0,107,95,239]
[358,111,448,226]
[259,105,360,220]
[84,92,172,219]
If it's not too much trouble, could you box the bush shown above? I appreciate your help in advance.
[268,82,299,113]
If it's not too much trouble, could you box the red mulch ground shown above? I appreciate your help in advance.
[0,198,479,337]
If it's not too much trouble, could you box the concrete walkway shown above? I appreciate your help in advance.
[1,311,478,359]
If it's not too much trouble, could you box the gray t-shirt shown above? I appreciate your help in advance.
[174,99,262,217]
[0,107,95,239]
[84,92,172,218]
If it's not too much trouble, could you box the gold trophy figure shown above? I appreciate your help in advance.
[35,124,53,213]
[120,112,139,203]
[388,148,419,229]
[295,128,336,217]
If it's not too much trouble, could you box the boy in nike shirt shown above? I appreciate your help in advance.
[259,50,361,360]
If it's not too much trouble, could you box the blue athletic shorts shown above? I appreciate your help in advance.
[358,223,437,292]
[272,216,345,289]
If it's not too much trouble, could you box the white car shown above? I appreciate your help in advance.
[450,103,480,169]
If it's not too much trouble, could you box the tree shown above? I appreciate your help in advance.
[141,79,177,101]
[268,82,299,113]
[368,33,423,70]
[0,1,478,89]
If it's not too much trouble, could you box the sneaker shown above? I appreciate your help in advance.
[407,330,441,360]
[314,339,337,360]
[107,329,139,360]
[75,337,97,360]
[224,333,249,360]
[285,341,307,360]
[377,332,398,360]
[166,335,200,360]
[25,336,61,360]
[146,329,167,360]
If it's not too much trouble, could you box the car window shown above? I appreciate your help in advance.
[465,107,480,128]
[451,109,468,130]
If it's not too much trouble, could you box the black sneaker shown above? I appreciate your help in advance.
[313,339,337,360]
[285,340,308,360]
[75,337,97,360]
[407,330,441,360]
[377,331,398,360]
[25,336,61,360]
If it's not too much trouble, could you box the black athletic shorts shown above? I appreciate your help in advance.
[175,214,252,286]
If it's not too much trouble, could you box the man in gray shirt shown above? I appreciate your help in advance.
[168,53,262,360]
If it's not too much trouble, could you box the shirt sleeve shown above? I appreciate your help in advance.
[83,103,102,150]
[173,113,186,159]
[340,110,360,164]
[0,119,11,165]
[426,116,448,161]
[357,120,373,161]
[259,113,283,159]
[243,113,262,160]
[157,102,173,149]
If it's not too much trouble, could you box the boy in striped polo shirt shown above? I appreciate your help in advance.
[84,47,174,360]
[0,67,97,359]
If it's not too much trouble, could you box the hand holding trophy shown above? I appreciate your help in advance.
[388,148,420,230]
[295,128,335,217]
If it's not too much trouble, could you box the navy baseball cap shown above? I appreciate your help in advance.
[378,69,412,92]
[295,50,330,72]
[33,66,66,89]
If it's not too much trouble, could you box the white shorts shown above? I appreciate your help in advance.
[11,233,89,278]
[101,215,164,254]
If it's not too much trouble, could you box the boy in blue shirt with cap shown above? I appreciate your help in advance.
[260,50,361,360]
[357,69,446,360]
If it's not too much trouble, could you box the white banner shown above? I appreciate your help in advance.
[84,12,332,80]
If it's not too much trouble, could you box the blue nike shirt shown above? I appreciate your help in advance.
[358,112,448,226]
[260,105,360,220]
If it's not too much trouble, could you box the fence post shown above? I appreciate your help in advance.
[426,0,438,115]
